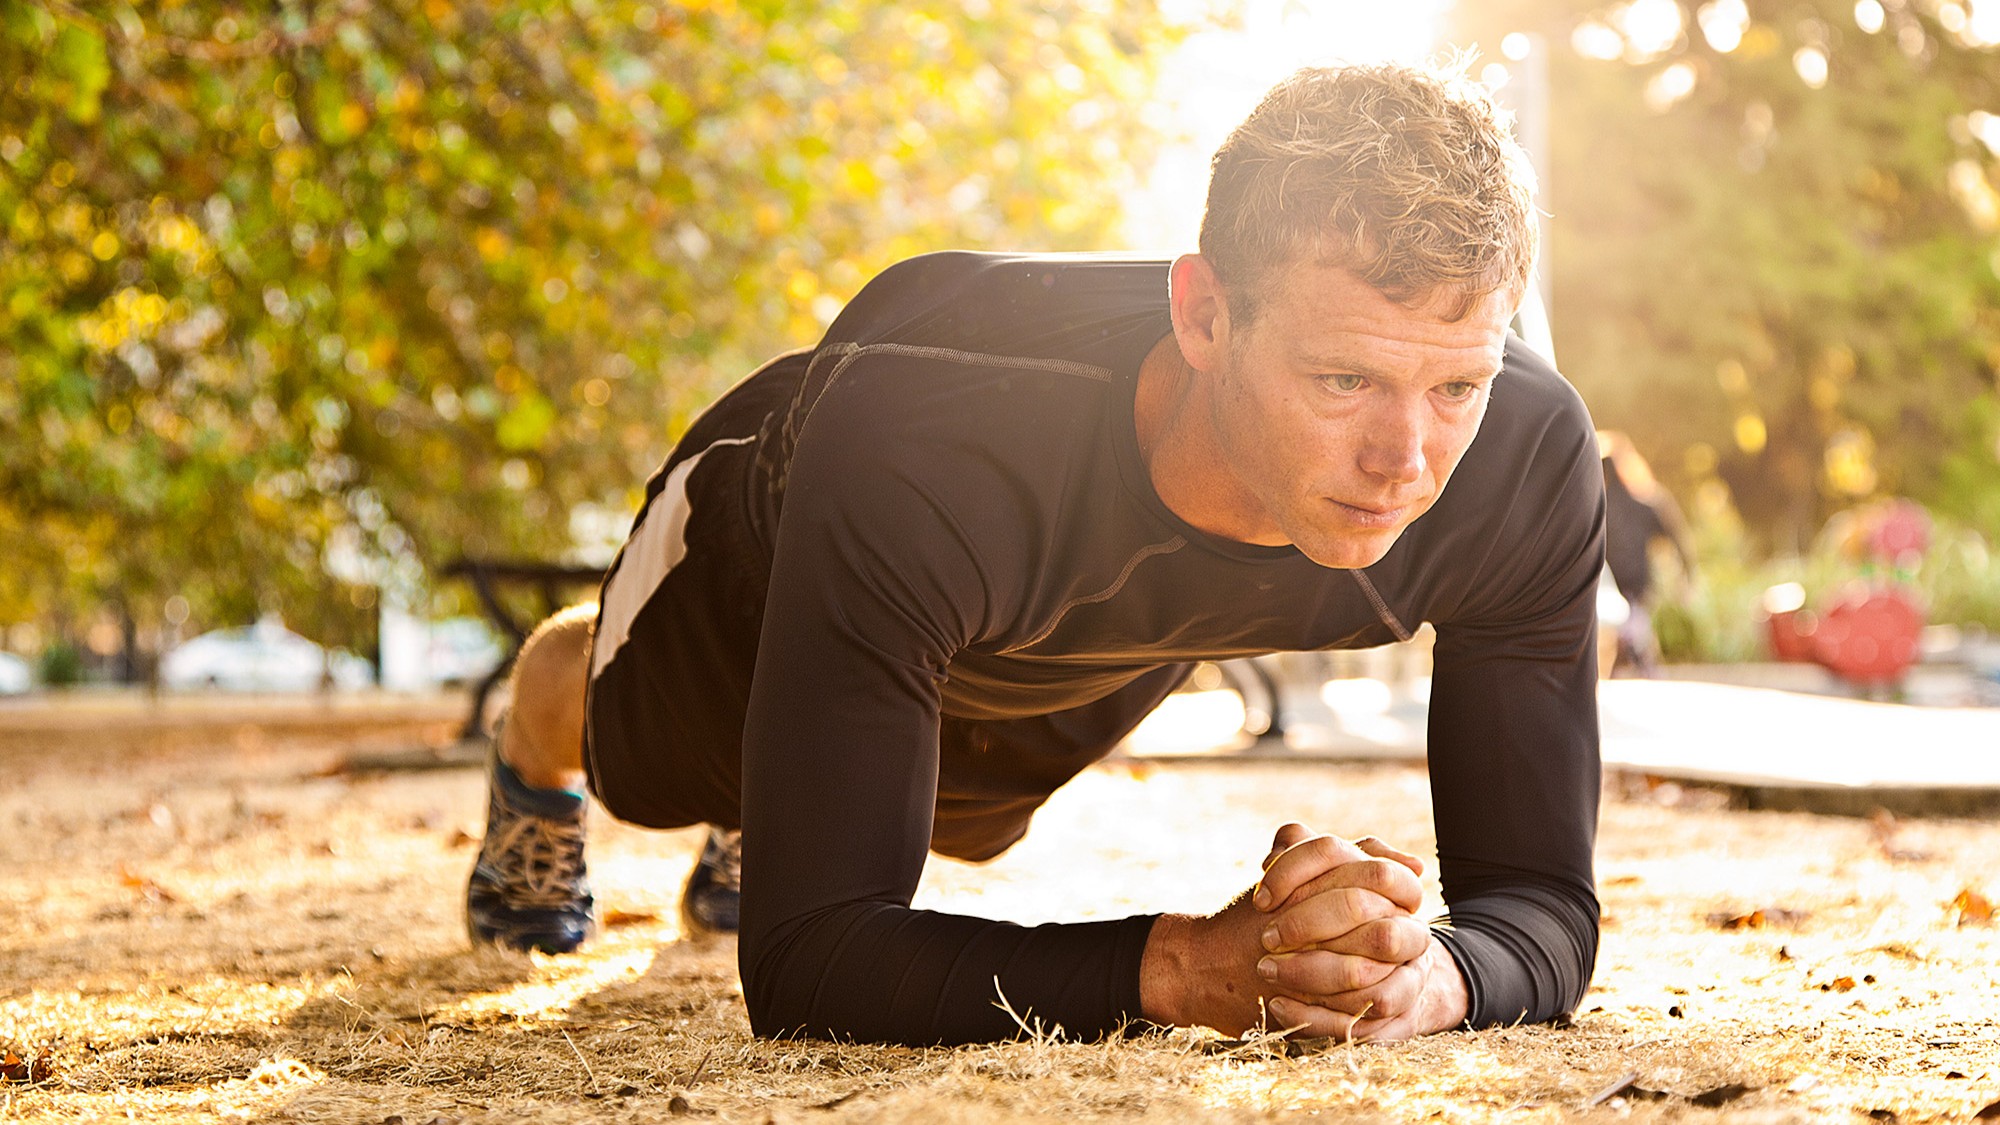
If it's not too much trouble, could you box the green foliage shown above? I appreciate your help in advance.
[1455,1,2000,552]
[1653,489,2000,663]
[36,639,83,688]
[0,0,1196,646]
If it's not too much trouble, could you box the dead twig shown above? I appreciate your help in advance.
[561,1030,599,1094]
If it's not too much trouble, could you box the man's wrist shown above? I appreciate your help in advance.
[1138,912,1197,1027]
[1416,935,1472,1033]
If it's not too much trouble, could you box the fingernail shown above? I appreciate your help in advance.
[1256,957,1277,981]
[1261,925,1280,950]
[1253,886,1272,910]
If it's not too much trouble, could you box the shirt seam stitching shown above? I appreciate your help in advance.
[1000,536,1186,654]
[797,342,1115,434]
[1349,569,1413,642]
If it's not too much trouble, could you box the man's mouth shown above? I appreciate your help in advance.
[1330,499,1409,528]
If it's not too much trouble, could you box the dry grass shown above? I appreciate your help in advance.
[2,712,1997,1123]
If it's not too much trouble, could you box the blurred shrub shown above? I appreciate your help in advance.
[37,641,83,687]
[1655,495,2000,664]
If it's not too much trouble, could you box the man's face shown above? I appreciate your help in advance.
[1195,258,1514,569]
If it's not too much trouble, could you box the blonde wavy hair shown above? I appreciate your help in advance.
[1199,61,1538,323]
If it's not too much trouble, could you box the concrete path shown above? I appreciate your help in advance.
[1123,674,2000,815]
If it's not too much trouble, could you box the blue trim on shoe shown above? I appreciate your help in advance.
[491,750,587,816]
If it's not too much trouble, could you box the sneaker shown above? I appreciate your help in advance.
[679,826,742,936]
[465,738,595,954]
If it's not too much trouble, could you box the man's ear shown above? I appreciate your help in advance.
[1168,254,1232,373]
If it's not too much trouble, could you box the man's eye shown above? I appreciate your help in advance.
[1437,381,1479,401]
[1321,373,1366,392]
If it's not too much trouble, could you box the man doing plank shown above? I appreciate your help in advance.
[464,62,1603,1047]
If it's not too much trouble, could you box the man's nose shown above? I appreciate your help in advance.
[1357,403,1426,485]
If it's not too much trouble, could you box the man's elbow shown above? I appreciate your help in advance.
[738,935,814,1041]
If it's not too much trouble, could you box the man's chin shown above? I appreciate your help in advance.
[1296,529,1403,570]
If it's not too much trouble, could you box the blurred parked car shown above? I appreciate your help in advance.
[160,618,373,692]
[0,651,32,695]
[378,611,506,691]
[420,616,505,689]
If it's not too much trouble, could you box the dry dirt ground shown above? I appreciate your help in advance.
[1,702,1997,1124]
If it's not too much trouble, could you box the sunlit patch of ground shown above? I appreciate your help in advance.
[1,712,1996,1122]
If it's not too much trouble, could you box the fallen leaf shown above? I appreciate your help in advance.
[1868,1111,1898,1123]
[1868,810,1932,861]
[1868,807,1894,840]
[602,909,660,929]
[117,865,178,904]
[1710,907,1809,931]
[1950,888,1993,926]
[1829,976,1857,992]
[1977,1098,2000,1120]
[0,1045,54,1084]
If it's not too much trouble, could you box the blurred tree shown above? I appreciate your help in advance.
[1454,0,2000,550]
[0,0,1200,650]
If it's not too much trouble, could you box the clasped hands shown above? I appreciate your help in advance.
[1141,821,1468,1042]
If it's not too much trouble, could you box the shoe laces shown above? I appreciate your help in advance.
[704,828,743,890]
[485,809,589,910]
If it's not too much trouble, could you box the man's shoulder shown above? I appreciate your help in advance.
[817,251,1173,364]
[1493,335,1591,428]
[1393,334,1599,560]
[1390,334,1603,625]
[1456,335,1596,483]
[778,251,1171,460]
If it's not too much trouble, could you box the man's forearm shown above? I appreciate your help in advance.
[1432,884,1600,1028]
[742,900,1155,1046]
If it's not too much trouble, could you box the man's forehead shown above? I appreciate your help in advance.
[1264,271,1512,360]
[1258,259,1517,321]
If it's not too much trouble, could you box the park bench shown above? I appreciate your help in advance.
[440,558,606,742]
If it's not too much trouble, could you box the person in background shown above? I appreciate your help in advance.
[1599,430,1694,677]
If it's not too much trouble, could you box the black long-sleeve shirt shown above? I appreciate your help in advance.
[635,252,1601,1045]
